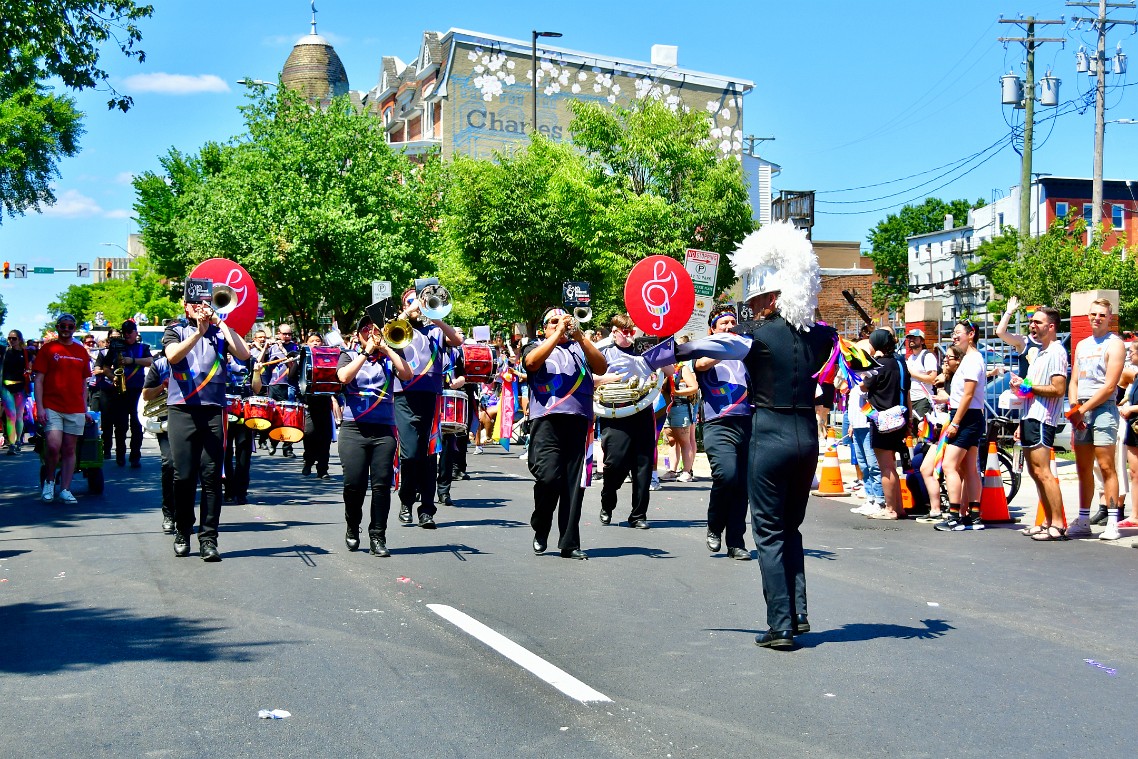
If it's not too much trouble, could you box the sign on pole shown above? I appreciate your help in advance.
[371,280,392,303]
[13,264,27,279]
[76,262,90,278]
[678,249,720,339]
[32,266,54,274]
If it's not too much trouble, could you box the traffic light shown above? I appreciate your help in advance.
[2,262,9,279]
[105,260,113,279]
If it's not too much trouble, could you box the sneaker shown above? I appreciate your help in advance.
[1100,524,1122,541]
[473,445,484,455]
[1065,517,1092,538]
[41,481,54,502]
[649,480,663,491]
[659,470,677,482]
[57,489,78,505]
[677,471,693,483]
[956,515,985,531]
[915,512,943,524]
[518,451,528,460]
[850,479,863,492]
[933,514,962,532]
[1090,506,1109,526]
[851,503,878,515]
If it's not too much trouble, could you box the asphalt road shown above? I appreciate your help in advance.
[1,438,1135,758]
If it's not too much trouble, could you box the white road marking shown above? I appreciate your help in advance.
[427,604,612,703]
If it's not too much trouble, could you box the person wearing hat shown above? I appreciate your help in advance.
[640,221,841,649]
[95,319,153,467]
[32,313,94,504]
[904,328,938,430]
[861,329,911,520]
[693,304,753,560]
[337,315,413,557]
[521,307,607,559]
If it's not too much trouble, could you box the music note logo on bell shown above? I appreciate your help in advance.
[641,259,678,331]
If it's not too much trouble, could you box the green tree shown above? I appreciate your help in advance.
[0,292,7,329]
[867,197,984,310]
[0,0,153,112]
[134,86,441,333]
[46,254,180,328]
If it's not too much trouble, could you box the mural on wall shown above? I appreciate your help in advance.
[445,41,747,161]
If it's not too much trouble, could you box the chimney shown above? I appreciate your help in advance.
[944,214,954,231]
[651,45,678,67]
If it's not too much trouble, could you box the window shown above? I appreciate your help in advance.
[1083,203,1094,222]
[997,212,1004,229]
[1055,201,1068,219]
[1113,205,1125,229]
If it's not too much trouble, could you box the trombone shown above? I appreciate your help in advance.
[382,318,413,350]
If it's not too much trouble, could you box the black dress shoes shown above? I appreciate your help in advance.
[173,533,190,557]
[560,549,588,560]
[440,498,455,506]
[369,534,390,557]
[727,546,751,561]
[162,517,175,535]
[345,528,360,551]
[418,513,437,529]
[599,509,612,525]
[706,529,722,552]
[628,519,650,530]
[301,466,312,477]
[200,541,221,562]
[794,614,811,634]
[754,629,795,649]
[533,535,547,555]
[1090,506,1108,526]
[398,506,413,524]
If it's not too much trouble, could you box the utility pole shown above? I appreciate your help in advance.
[1068,1,1137,230]
[999,15,1064,241]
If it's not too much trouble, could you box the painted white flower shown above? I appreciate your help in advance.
[732,141,742,152]
[540,60,553,71]
[578,72,587,81]
[593,83,602,92]
[719,139,732,153]
[650,86,661,98]
[733,129,743,139]
[504,74,515,85]
[571,83,581,94]
[662,84,671,94]
[611,83,620,95]
[607,94,617,104]
[474,65,485,74]
[483,93,493,101]
[467,51,478,61]
[706,100,719,113]
[721,108,731,119]
[507,60,515,70]
[710,127,722,139]
[665,94,681,109]
[558,73,569,86]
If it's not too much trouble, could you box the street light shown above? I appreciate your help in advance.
[100,242,129,255]
[236,78,278,88]
[531,30,563,135]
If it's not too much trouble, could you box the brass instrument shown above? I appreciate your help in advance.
[209,283,239,315]
[113,366,127,393]
[573,306,592,324]
[383,318,413,350]
[594,371,665,420]
[142,389,169,434]
[419,284,453,320]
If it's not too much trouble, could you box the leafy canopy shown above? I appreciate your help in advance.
[46,255,181,329]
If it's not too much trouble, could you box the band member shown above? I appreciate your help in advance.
[393,286,462,529]
[95,320,153,467]
[595,314,659,529]
[522,308,607,559]
[264,323,299,457]
[92,327,121,461]
[163,298,251,561]
[32,313,93,504]
[142,354,175,532]
[694,305,754,560]
[642,221,837,648]
[224,355,255,504]
[302,333,338,479]
[249,329,271,450]
[337,315,412,556]
[436,344,467,506]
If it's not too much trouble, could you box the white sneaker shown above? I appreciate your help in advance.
[649,480,663,491]
[518,451,528,460]
[677,471,693,483]
[57,489,78,505]
[41,481,55,502]
[1066,517,1092,538]
[1100,524,1122,541]
[851,502,878,515]
[473,445,484,455]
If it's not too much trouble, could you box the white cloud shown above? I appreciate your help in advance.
[105,209,134,220]
[113,171,135,184]
[41,189,103,218]
[122,73,230,95]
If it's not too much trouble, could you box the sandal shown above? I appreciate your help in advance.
[1031,525,1067,541]
[1021,524,1048,537]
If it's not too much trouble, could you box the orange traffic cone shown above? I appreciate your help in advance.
[899,477,915,512]
[812,448,849,497]
[1032,449,1067,528]
[979,441,1014,523]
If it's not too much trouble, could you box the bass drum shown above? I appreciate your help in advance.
[303,345,343,396]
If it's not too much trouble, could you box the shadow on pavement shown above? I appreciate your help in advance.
[805,548,838,560]
[448,498,509,510]
[217,543,332,561]
[0,601,283,674]
[223,520,334,533]
[707,619,954,646]
[437,518,527,529]
[0,549,30,559]
[584,546,672,559]
[393,543,488,559]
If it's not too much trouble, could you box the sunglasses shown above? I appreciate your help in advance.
[56,323,76,329]
[616,328,636,336]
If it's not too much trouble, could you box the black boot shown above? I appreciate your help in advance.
[345,526,360,551]
[369,532,390,557]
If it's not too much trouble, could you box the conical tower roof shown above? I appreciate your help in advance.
[280,9,348,105]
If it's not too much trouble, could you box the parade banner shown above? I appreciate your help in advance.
[624,255,695,337]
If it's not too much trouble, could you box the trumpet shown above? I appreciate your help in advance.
[572,306,592,324]
[419,284,453,320]
[383,318,413,350]
[210,283,239,315]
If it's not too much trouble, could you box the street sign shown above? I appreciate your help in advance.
[13,264,27,279]
[76,262,90,278]
[32,266,54,274]
[684,248,720,297]
[371,280,392,303]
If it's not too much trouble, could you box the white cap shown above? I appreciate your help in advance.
[743,266,781,301]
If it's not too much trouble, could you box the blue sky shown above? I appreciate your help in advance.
[2,0,1136,338]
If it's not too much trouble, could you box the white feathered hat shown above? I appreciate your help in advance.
[730,220,820,331]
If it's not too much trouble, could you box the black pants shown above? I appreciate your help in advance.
[599,406,655,521]
[168,405,224,543]
[156,430,175,522]
[704,416,751,549]
[436,433,461,502]
[451,434,468,477]
[395,392,438,516]
[224,421,252,500]
[268,384,294,454]
[528,414,588,551]
[99,387,141,460]
[303,396,333,476]
[339,420,397,535]
[749,408,815,632]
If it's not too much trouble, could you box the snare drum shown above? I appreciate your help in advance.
[268,401,306,442]
[439,389,469,434]
[244,396,275,430]
[305,345,343,395]
[461,344,497,384]
[225,394,246,425]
